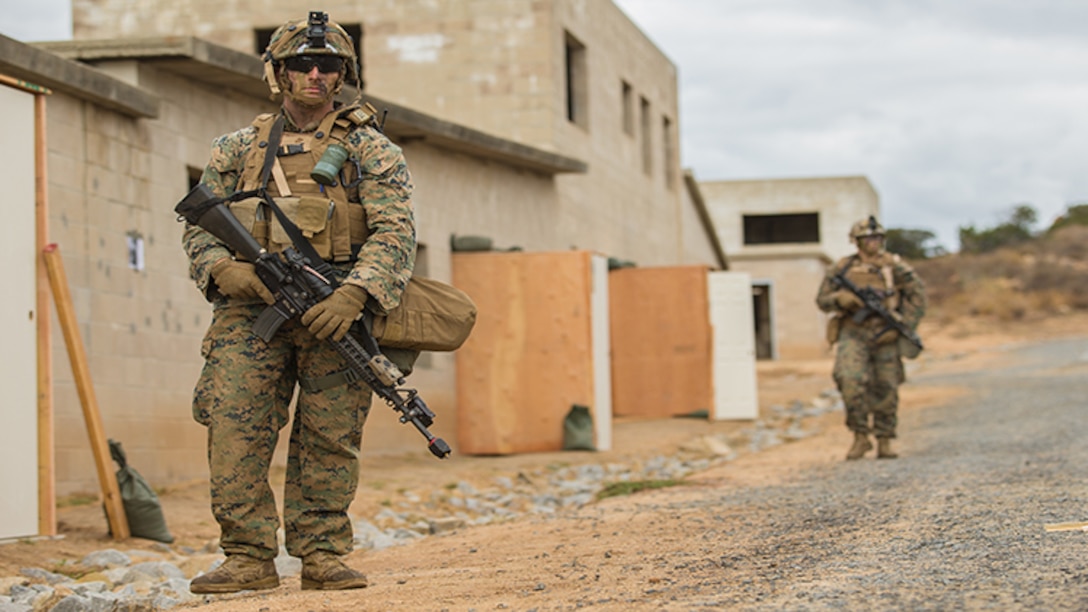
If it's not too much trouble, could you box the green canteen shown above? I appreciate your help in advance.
[310,143,350,186]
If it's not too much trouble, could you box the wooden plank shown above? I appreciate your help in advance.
[42,244,129,540]
[454,251,596,454]
[609,266,712,418]
[1044,521,1088,532]
[0,73,52,95]
[34,91,56,536]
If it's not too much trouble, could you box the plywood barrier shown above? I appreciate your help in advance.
[453,251,607,454]
[609,266,713,418]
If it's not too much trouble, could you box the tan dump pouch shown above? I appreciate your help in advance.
[897,334,922,360]
[825,314,842,345]
[226,197,269,256]
[371,277,477,352]
[269,196,333,259]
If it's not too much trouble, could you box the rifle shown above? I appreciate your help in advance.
[175,183,451,459]
[831,269,923,351]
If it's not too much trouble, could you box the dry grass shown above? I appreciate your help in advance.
[913,225,1088,323]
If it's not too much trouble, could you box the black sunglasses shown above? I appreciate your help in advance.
[283,55,344,74]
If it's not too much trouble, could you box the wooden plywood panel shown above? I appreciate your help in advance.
[609,266,712,418]
[453,251,597,454]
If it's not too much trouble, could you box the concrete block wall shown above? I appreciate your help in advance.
[551,0,683,267]
[44,64,274,494]
[678,178,722,267]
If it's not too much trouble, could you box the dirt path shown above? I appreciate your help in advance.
[181,317,1088,611]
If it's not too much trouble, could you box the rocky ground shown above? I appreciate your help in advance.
[2,312,1087,611]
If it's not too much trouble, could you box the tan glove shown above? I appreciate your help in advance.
[833,290,864,312]
[301,284,369,341]
[211,259,274,304]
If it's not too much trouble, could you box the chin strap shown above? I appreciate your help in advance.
[263,61,282,99]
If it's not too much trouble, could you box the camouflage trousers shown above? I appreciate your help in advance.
[832,320,905,439]
[192,302,372,560]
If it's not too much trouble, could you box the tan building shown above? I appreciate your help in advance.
[0,0,725,504]
[700,176,880,360]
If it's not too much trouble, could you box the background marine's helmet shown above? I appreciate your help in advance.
[849,215,886,241]
[262,11,358,97]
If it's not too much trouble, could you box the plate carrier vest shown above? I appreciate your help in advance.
[229,103,379,263]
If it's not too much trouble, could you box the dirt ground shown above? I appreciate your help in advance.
[5,310,1088,610]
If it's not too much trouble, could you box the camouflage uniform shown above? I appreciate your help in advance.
[183,110,415,561]
[816,251,926,440]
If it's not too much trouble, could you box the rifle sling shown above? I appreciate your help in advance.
[299,367,360,393]
[257,116,283,189]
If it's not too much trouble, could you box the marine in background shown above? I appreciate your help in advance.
[816,216,927,460]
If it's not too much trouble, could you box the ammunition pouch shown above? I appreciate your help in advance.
[897,334,923,360]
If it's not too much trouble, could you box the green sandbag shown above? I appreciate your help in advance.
[562,404,596,451]
[449,234,493,252]
[108,439,175,543]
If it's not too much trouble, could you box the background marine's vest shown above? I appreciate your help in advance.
[841,253,901,315]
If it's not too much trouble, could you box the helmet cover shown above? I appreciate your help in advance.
[262,11,358,98]
[849,215,886,240]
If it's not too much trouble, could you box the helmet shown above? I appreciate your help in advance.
[849,215,886,240]
[262,11,359,98]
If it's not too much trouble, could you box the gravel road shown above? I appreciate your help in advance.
[58,333,1088,612]
[604,336,1088,610]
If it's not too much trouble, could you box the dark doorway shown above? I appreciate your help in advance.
[752,283,773,360]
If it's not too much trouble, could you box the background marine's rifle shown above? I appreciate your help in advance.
[175,184,450,459]
[831,270,923,352]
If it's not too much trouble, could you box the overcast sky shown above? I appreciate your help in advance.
[4,1,1087,251]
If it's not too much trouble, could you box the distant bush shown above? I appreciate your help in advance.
[958,204,1037,254]
[885,228,944,259]
[1048,203,1088,234]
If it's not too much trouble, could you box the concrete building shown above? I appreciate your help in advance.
[71,0,696,268]
[0,0,725,501]
[700,176,880,360]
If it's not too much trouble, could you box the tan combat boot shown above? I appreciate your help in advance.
[877,437,898,459]
[845,432,873,460]
[301,551,369,590]
[190,554,279,594]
